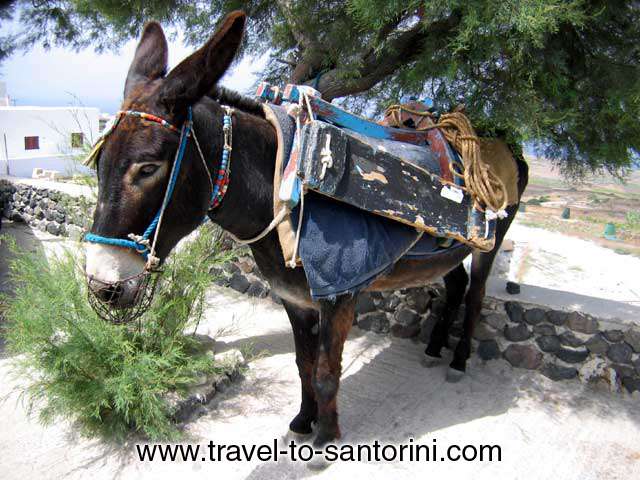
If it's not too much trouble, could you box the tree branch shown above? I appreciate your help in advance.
[312,12,462,101]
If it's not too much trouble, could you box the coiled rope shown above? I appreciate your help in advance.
[385,105,508,214]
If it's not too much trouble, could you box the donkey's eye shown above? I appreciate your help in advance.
[138,164,159,177]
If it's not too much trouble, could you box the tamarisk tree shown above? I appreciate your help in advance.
[2,0,638,176]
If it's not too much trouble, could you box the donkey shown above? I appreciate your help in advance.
[85,11,528,447]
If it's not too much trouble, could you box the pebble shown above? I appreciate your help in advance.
[504,323,532,342]
[503,344,543,370]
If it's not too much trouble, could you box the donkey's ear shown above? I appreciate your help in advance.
[160,11,246,113]
[124,22,169,98]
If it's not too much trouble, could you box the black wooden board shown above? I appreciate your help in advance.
[297,120,496,251]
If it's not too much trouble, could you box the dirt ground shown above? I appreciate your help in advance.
[520,157,640,256]
[1,286,639,480]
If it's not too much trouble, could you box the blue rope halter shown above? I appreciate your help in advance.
[84,106,232,268]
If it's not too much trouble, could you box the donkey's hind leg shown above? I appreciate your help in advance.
[448,158,528,379]
[424,263,468,362]
[282,301,319,435]
[448,202,519,380]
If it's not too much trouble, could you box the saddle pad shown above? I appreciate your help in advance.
[291,192,423,300]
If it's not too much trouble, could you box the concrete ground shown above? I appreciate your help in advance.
[0,222,639,479]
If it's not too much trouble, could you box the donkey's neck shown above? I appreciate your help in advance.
[195,99,277,240]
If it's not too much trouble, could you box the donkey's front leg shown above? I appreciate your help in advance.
[313,295,355,447]
[282,301,319,435]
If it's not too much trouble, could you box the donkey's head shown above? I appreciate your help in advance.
[85,11,246,318]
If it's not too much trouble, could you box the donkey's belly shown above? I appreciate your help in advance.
[367,244,472,291]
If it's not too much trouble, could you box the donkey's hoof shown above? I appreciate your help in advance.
[445,367,465,383]
[307,455,330,471]
[283,428,313,444]
[421,353,443,368]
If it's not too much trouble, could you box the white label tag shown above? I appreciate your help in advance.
[440,185,464,203]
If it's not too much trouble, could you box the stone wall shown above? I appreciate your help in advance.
[0,179,92,241]
[219,254,640,396]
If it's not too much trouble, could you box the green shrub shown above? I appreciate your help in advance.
[1,223,233,440]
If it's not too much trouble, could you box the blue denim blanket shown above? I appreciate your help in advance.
[292,194,459,300]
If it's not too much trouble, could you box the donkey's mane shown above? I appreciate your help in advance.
[208,86,265,118]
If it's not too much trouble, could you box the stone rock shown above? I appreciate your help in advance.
[228,273,250,294]
[524,308,546,325]
[559,331,584,347]
[391,322,420,339]
[66,224,83,242]
[541,363,578,381]
[584,333,609,354]
[395,309,420,327]
[603,330,624,343]
[355,294,377,315]
[45,221,61,235]
[477,340,501,361]
[536,335,561,353]
[555,347,589,364]
[533,323,556,336]
[566,311,599,334]
[504,301,524,323]
[33,206,45,219]
[611,364,636,379]
[484,312,508,330]
[358,312,390,334]
[54,211,65,224]
[405,289,431,314]
[503,344,543,370]
[579,357,620,393]
[383,295,401,312]
[224,262,240,275]
[246,282,269,298]
[634,357,640,375]
[505,281,521,295]
[504,323,531,342]
[10,211,24,222]
[547,310,568,326]
[623,329,640,353]
[621,376,640,394]
[473,323,497,341]
[236,259,254,274]
[214,348,246,369]
[606,343,633,364]
[45,209,56,221]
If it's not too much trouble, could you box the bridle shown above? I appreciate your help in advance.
[84,105,234,270]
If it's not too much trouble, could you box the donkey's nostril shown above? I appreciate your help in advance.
[91,281,124,304]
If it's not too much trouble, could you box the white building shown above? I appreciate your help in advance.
[0,103,100,178]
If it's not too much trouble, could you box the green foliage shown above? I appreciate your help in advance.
[624,211,640,232]
[2,1,639,176]
[1,223,233,440]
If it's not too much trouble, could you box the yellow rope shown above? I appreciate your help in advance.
[384,105,508,213]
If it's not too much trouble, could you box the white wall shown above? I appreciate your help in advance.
[0,106,99,177]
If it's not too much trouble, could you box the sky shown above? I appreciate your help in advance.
[0,31,267,114]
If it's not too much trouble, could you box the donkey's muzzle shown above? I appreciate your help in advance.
[87,272,158,324]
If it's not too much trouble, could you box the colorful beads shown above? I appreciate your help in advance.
[117,110,180,132]
[209,111,233,209]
